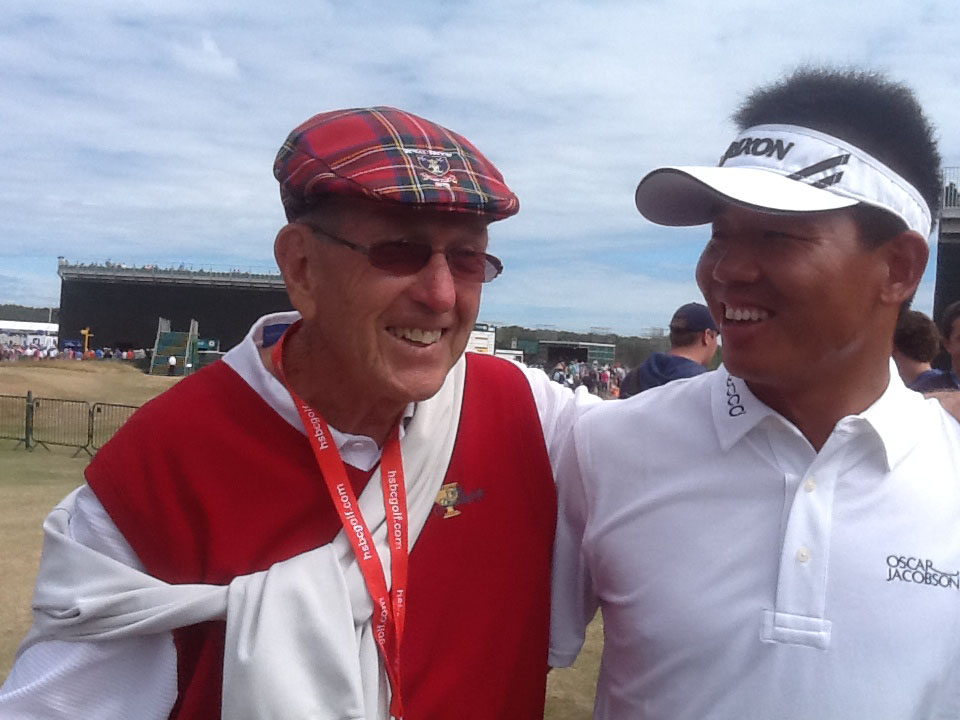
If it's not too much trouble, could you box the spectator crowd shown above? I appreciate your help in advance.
[550,359,626,397]
[0,341,149,363]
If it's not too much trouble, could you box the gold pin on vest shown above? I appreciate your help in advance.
[435,483,462,519]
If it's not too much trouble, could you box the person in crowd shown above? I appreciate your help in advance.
[581,362,599,394]
[939,300,960,389]
[892,309,957,391]
[552,361,568,384]
[618,302,719,398]
[599,366,610,394]
[550,68,960,719]
[1,106,595,720]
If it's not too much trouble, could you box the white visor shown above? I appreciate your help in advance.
[635,124,932,238]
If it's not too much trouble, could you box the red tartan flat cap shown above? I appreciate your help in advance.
[274,107,519,221]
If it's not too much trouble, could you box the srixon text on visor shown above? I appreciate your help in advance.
[719,137,795,166]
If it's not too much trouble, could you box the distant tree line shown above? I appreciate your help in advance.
[0,306,672,368]
[0,304,60,323]
[495,325,670,369]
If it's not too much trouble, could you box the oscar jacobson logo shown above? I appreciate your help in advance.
[886,554,960,590]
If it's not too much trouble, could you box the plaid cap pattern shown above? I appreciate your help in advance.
[274,107,519,221]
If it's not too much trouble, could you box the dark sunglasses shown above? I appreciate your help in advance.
[304,224,503,283]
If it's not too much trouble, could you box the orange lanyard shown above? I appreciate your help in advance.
[272,323,408,718]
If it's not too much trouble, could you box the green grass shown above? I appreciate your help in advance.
[0,444,87,680]
[0,362,601,716]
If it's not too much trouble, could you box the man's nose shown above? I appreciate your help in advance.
[707,239,761,284]
[410,250,458,312]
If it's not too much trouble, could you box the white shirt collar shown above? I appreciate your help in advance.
[223,311,414,471]
[710,361,927,472]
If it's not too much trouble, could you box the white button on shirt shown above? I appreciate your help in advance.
[550,364,960,719]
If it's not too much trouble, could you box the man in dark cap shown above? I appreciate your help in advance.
[940,299,960,390]
[892,309,957,391]
[618,302,719,398]
[2,108,593,719]
[551,69,960,719]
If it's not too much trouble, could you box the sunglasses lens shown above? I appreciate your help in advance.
[481,254,503,282]
[368,241,433,275]
[367,241,503,283]
[446,249,493,282]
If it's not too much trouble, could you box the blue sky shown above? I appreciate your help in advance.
[3,1,959,334]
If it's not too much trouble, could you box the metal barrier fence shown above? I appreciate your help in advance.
[0,394,27,445]
[33,397,92,454]
[91,403,139,451]
[0,392,139,455]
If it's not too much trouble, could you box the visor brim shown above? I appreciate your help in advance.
[635,166,859,226]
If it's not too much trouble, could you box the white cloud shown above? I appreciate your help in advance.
[171,32,240,79]
[1,0,958,333]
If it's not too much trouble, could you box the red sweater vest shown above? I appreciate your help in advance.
[86,353,556,719]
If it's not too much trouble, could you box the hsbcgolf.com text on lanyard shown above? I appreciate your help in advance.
[272,323,409,718]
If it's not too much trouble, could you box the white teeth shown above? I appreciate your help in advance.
[724,306,769,322]
[390,327,442,344]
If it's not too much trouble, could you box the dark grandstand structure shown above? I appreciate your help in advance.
[57,259,292,351]
[934,169,960,325]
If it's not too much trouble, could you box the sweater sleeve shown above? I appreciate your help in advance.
[0,485,177,720]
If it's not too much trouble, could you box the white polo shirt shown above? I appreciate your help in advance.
[550,365,960,719]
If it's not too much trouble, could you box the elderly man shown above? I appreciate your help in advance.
[1,108,591,719]
[550,69,960,718]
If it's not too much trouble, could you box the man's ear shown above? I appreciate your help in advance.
[274,223,319,320]
[878,231,929,306]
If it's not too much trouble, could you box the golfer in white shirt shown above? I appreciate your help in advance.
[550,68,960,719]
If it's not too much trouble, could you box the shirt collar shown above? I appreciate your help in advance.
[711,361,926,471]
[227,311,415,470]
[850,360,927,472]
[710,366,780,451]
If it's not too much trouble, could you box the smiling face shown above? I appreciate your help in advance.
[695,205,897,401]
[276,197,490,431]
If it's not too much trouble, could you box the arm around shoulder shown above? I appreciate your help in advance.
[549,419,600,668]
[0,486,177,720]
[522,364,601,477]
